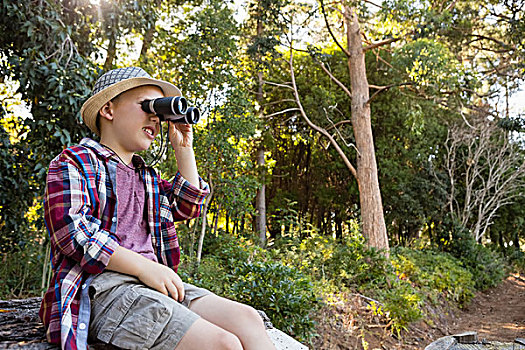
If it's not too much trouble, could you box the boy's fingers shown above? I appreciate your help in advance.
[165,281,179,301]
[173,278,185,302]
[157,283,169,297]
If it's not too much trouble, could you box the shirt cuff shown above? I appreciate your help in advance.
[171,171,210,205]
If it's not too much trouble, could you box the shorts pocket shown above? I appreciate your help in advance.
[95,287,171,349]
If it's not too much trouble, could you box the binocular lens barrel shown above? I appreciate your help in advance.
[141,97,200,124]
[163,107,200,124]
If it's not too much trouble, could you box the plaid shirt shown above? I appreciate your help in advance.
[39,138,209,349]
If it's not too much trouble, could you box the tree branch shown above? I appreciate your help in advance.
[363,37,401,51]
[326,120,352,131]
[316,60,352,99]
[366,82,413,104]
[289,44,358,179]
[263,80,295,90]
[263,108,301,118]
[319,0,351,57]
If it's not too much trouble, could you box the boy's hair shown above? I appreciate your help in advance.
[81,67,181,136]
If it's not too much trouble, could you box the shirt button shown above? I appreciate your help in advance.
[79,323,86,330]
[112,217,117,222]
[82,284,87,289]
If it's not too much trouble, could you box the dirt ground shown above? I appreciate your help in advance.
[312,273,525,349]
[447,273,525,342]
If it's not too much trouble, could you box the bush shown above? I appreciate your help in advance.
[392,247,475,306]
[376,280,423,335]
[179,256,233,297]
[232,261,318,343]
[276,230,429,334]
[179,231,319,343]
[0,238,48,299]
[503,247,525,273]
[0,201,48,299]
[441,229,506,290]
[277,230,392,290]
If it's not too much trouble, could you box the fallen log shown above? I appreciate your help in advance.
[0,297,55,349]
[0,298,307,349]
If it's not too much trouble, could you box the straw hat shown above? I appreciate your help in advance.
[80,67,181,135]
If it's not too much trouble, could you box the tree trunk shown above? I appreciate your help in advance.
[254,1,267,247]
[213,203,221,237]
[197,177,213,263]
[103,33,117,71]
[138,26,155,63]
[256,146,267,245]
[345,8,389,253]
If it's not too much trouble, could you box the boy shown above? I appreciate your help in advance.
[40,67,276,350]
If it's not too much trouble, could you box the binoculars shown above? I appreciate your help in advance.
[141,96,200,124]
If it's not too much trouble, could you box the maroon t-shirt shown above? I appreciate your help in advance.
[115,162,158,262]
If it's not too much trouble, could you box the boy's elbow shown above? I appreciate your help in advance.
[80,259,108,274]
[173,204,202,220]
[54,230,118,274]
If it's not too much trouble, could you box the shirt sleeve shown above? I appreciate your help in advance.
[44,157,119,274]
[160,171,210,221]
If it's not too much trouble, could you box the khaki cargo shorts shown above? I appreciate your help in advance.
[88,271,212,349]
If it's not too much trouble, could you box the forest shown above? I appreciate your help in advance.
[1,0,524,348]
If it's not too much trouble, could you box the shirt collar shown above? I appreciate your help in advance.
[79,138,146,168]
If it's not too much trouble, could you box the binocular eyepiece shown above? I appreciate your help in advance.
[141,96,200,124]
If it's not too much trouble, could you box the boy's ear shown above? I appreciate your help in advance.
[99,101,114,121]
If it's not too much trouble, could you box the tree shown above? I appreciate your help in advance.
[0,0,98,250]
[245,0,289,246]
[266,2,398,251]
[437,111,525,241]
[152,0,260,257]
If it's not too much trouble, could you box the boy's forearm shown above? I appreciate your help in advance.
[106,245,151,277]
[174,147,200,187]
[105,245,186,302]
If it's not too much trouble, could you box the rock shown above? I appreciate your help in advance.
[425,331,525,350]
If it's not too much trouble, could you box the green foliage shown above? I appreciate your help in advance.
[376,280,423,335]
[392,247,475,305]
[505,248,525,273]
[0,232,48,299]
[276,229,427,333]
[1,0,98,249]
[0,125,33,251]
[180,232,319,342]
[434,222,506,290]
[231,261,318,342]
[278,228,391,289]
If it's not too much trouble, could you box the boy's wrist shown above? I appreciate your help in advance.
[173,145,194,155]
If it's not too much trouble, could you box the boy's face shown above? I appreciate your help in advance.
[100,85,164,154]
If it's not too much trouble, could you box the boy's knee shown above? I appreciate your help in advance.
[216,330,243,350]
[236,304,265,328]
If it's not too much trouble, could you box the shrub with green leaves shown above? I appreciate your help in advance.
[505,247,525,273]
[376,280,423,335]
[278,231,392,290]
[232,261,318,342]
[392,247,475,306]
[437,228,506,290]
[179,231,319,342]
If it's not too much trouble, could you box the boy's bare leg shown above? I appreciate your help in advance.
[176,318,242,350]
[188,294,277,350]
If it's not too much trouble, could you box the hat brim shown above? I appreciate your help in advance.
[80,76,181,136]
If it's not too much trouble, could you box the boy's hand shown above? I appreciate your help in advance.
[168,121,193,149]
[137,259,185,302]
[107,246,185,302]
[167,121,200,187]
